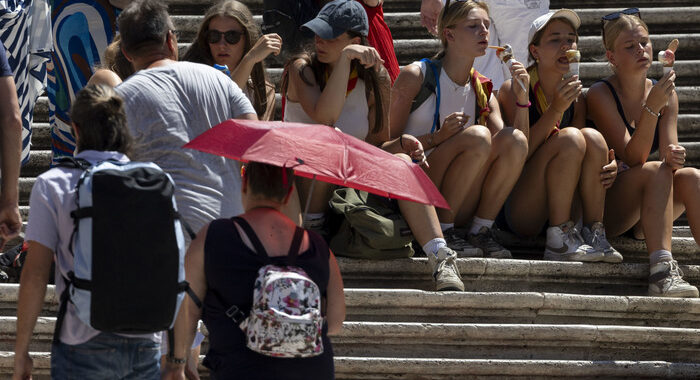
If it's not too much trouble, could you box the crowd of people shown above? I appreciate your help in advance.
[1,0,698,378]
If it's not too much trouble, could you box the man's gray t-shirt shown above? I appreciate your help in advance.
[116,62,255,232]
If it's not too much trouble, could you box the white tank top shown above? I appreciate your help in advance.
[284,79,370,141]
[403,60,478,138]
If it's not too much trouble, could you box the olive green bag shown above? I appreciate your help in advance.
[328,188,414,259]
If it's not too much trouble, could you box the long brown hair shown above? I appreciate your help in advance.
[182,0,269,117]
[280,31,385,134]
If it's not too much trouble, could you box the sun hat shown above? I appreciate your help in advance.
[527,9,581,46]
[301,0,369,39]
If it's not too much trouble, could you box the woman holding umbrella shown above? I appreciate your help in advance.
[163,162,346,379]
[390,0,529,259]
[282,0,465,292]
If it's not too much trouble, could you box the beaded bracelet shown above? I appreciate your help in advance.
[516,100,531,108]
[642,103,660,118]
[166,355,187,365]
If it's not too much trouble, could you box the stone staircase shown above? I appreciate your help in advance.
[3,0,700,378]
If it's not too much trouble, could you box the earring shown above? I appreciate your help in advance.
[535,58,539,63]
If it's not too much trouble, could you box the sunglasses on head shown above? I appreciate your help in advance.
[206,29,244,45]
[601,8,640,45]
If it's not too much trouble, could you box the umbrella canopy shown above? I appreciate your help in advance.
[183,119,449,209]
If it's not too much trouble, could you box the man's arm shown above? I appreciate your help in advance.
[13,241,54,380]
[0,75,23,245]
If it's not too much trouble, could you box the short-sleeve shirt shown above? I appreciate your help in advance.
[0,42,12,77]
[115,62,256,233]
[26,150,160,345]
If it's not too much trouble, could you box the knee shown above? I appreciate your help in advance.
[495,127,528,159]
[555,128,586,158]
[643,161,674,183]
[459,124,492,155]
[581,128,608,156]
[674,168,700,191]
[394,152,412,163]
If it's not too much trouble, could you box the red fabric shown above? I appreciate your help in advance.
[357,0,400,83]
[184,119,450,209]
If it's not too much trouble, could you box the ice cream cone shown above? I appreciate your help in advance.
[563,50,580,79]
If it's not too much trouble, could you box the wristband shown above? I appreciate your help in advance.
[166,355,187,365]
[515,100,531,108]
[642,103,660,118]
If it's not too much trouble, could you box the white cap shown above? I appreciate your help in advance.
[527,9,581,46]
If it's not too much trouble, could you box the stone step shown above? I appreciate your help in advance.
[391,34,700,66]
[171,7,700,43]
[2,352,699,379]
[3,284,699,327]
[337,257,700,295]
[5,317,700,361]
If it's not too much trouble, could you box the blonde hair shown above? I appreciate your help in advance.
[602,13,648,51]
[435,0,489,59]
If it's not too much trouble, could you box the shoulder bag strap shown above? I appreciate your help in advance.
[286,226,305,266]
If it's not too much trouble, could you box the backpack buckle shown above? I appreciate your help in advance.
[225,305,245,323]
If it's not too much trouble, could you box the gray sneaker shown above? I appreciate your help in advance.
[443,227,482,257]
[582,222,623,263]
[544,221,604,262]
[467,226,512,259]
[427,247,465,291]
[648,260,699,298]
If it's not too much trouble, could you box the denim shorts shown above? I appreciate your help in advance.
[51,333,160,380]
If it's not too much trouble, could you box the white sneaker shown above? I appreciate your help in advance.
[427,247,465,291]
[582,222,623,263]
[648,260,699,298]
[544,221,604,262]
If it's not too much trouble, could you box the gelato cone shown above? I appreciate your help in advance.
[563,50,580,79]
[658,39,678,75]
[489,44,526,92]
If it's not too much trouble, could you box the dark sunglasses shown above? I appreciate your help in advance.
[601,8,640,45]
[206,29,244,45]
[441,0,474,25]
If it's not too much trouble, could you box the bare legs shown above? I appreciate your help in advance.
[604,162,674,254]
[508,128,586,237]
[578,128,609,225]
[426,126,527,226]
[672,167,700,245]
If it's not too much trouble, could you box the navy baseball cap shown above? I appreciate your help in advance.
[301,0,369,39]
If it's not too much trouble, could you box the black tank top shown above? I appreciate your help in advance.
[201,216,334,380]
[595,79,660,155]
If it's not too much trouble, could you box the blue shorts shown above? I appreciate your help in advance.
[51,333,160,379]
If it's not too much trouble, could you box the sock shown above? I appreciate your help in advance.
[423,238,447,257]
[650,250,673,266]
[440,223,454,232]
[469,216,494,235]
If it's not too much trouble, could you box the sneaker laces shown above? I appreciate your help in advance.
[435,250,461,279]
[667,260,686,281]
[589,225,611,250]
[444,228,472,250]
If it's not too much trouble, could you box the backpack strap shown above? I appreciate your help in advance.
[52,273,73,345]
[286,226,305,266]
[409,58,442,134]
[231,216,269,258]
[54,156,91,170]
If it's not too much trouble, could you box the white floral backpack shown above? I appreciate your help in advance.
[228,217,324,358]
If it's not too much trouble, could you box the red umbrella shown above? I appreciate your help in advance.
[183,119,449,209]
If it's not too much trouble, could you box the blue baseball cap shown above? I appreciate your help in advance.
[301,0,369,39]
